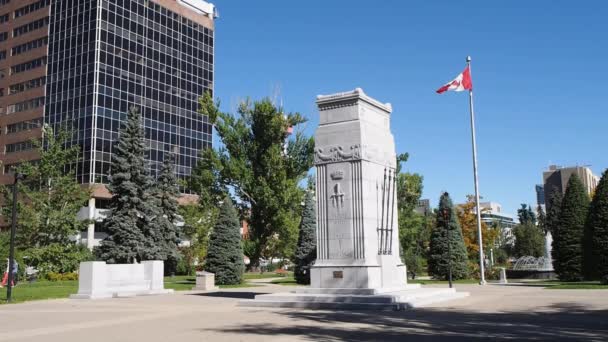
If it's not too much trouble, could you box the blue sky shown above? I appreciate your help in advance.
[212,1,608,214]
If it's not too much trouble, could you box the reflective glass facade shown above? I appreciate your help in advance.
[46,0,214,192]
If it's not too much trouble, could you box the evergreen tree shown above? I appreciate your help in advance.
[584,170,608,281]
[554,175,589,281]
[517,204,537,225]
[546,187,563,272]
[205,196,244,285]
[96,107,161,263]
[153,152,182,273]
[428,192,469,280]
[294,191,316,284]
[537,205,547,234]
[512,222,545,257]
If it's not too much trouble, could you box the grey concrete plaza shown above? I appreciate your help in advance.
[0,282,607,341]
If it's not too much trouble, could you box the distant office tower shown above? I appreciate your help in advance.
[477,201,518,230]
[0,0,217,246]
[415,199,431,215]
[0,0,51,184]
[543,165,599,209]
[535,184,545,207]
[1,0,215,190]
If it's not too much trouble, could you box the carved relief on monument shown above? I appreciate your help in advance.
[314,144,361,164]
[325,164,354,260]
[315,143,395,166]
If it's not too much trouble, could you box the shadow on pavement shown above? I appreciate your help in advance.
[189,291,268,300]
[213,302,608,341]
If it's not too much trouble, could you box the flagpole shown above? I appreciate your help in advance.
[467,55,486,285]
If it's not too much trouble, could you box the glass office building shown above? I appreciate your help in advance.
[45,0,215,192]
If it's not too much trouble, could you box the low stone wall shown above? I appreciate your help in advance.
[71,261,173,299]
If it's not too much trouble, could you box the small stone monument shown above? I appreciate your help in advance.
[240,89,468,309]
[193,271,219,291]
[499,267,508,284]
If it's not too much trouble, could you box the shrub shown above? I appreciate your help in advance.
[46,272,79,281]
[26,243,93,278]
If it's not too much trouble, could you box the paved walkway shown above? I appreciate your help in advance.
[0,283,606,341]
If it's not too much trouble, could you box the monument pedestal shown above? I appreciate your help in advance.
[240,286,468,310]
[240,89,468,310]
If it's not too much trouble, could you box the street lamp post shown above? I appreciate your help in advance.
[442,206,453,289]
[6,173,25,303]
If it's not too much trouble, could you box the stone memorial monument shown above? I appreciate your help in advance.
[241,89,468,309]
[310,88,405,291]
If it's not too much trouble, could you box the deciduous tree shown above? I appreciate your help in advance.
[456,196,499,262]
[193,93,314,269]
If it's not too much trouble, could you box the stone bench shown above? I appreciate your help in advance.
[71,261,173,299]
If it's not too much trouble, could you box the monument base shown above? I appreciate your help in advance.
[239,286,469,310]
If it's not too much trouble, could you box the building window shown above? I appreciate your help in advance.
[0,13,8,23]
[10,57,47,74]
[0,0,10,6]
[14,0,50,18]
[11,37,48,56]
[0,32,7,42]
[6,96,45,114]
[8,76,46,95]
[6,140,36,154]
[13,16,49,37]
[6,118,43,134]
[0,50,5,60]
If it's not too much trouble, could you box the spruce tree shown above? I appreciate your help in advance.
[96,107,161,263]
[428,192,469,280]
[153,152,182,273]
[547,187,563,272]
[205,196,244,285]
[294,191,316,285]
[585,170,608,281]
[554,175,589,281]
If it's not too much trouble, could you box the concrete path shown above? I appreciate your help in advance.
[0,283,606,341]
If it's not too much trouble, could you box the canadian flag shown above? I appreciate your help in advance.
[436,66,473,94]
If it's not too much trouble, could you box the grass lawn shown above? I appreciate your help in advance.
[270,277,301,286]
[524,280,608,290]
[0,280,78,305]
[243,272,292,280]
[409,279,480,285]
[163,276,262,290]
[1,275,263,305]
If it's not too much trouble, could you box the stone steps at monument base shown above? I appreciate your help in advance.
[239,288,469,310]
[293,284,421,295]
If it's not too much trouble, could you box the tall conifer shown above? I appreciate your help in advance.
[97,107,160,263]
[294,191,316,285]
[585,170,608,281]
[554,175,589,281]
[428,192,469,280]
[547,187,563,272]
[153,152,182,273]
[205,196,245,285]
